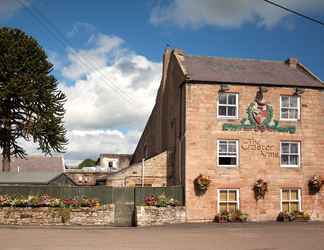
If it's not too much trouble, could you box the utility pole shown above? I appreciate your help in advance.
[141,158,145,187]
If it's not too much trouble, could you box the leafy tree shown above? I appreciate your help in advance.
[78,159,97,169]
[0,27,68,171]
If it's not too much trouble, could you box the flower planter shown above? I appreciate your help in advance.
[308,175,324,195]
[214,211,248,223]
[294,217,310,222]
[253,179,268,201]
[194,174,211,195]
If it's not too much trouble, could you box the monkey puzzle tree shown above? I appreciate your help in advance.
[0,27,68,171]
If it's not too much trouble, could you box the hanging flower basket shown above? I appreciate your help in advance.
[253,179,268,201]
[194,174,211,192]
[308,175,324,194]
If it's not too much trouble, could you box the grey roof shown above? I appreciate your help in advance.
[100,153,132,159]
[0,172,64,184]
[0,156,64,172]
[176,53,323,88]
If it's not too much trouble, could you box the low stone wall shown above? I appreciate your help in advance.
[0,205,114,226]
[136,206,186,226]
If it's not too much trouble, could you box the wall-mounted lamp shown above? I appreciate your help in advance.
[294,88,305,95]
[219,84,230,92]
[259,86,268,93]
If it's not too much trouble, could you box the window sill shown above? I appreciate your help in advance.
[218,165,239,168]
[279,118,299,122]
[280,165,300,168]
[217,116,239,120]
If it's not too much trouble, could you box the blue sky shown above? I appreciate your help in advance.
[1,0,324,165]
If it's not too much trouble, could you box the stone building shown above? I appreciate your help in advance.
[98,153,132,172]
[106,151,172,187]
[131,48,324,222]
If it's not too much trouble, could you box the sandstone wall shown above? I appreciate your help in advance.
[106,151,170,187]
[0,205,114,226]
[136,206,186,226]
[185,84,324,222]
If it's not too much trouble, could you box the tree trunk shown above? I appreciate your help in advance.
[2,143,10,172]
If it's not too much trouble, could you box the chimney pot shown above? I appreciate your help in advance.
[286,58,298,68]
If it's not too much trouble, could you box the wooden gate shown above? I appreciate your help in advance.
[112,187,135,227]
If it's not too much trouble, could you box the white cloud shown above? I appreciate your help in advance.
[61,34,124,80]
[56,31,161,165]
[60,51,161,131]
[19,129,142,166]
[67,22,96,38]
[63,129,141,165]
[150,0,324,28]
[21,27,161,166]
[0,0,31,20]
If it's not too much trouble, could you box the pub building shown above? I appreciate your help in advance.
[131,49,324,222]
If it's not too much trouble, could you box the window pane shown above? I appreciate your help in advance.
[290,202,299,212]
[281,96,289,107]
[228,191,237,201]
[281,108,289,119]
[290,143,299,154]
[220,191,227,202]
[281,143,289,154]
[227,107,236,117]
[289,109,298,119]
[228,203,237,212]
[289,155,298,165]
[290,96,298,107]
[228,142,237,153]
[219,94,227,104]
[282,202,289,212]
[219,157,237,165]
[219,203,227,212]
[218,106,227,116]
[290,190,299,200]
[219,142,227,154]
[228,94,236,105]
[282,190,289,200]
[281,155,289,165]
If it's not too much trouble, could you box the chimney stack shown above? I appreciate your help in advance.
[286,58,298,68]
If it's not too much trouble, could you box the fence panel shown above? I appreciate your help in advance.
[0,186,113,204]
[0,185,184,206]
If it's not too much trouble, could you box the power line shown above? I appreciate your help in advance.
[263,0,324,27]
[15,0,138,106]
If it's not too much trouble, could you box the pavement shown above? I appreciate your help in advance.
[0,222,324,250]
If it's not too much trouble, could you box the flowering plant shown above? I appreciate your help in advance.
[194,174,211,192]
[144,195,157,206]
[144,194,179,207]
[253,179,268,201]
[277,211,310,222]
[0,194,100,208]
[214,210,248,223]
[308,175,323,194]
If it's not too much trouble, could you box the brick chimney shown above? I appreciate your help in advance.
[286,58,298,68]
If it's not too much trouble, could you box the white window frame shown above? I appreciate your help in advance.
[280,141,301,168]
[280,189,302,212]
[217,189,240,213]
[217,140,239,168]
[280,95,300,121]
[217,93,239,119]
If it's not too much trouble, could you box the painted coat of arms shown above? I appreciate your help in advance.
[223,87,296,133]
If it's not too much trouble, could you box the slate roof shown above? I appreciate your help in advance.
[0,172,64,184]
[0,156,64,172]
[176,53,323,88]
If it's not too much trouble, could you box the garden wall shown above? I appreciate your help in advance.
[136,206,186,226]
[0,205,114,226]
